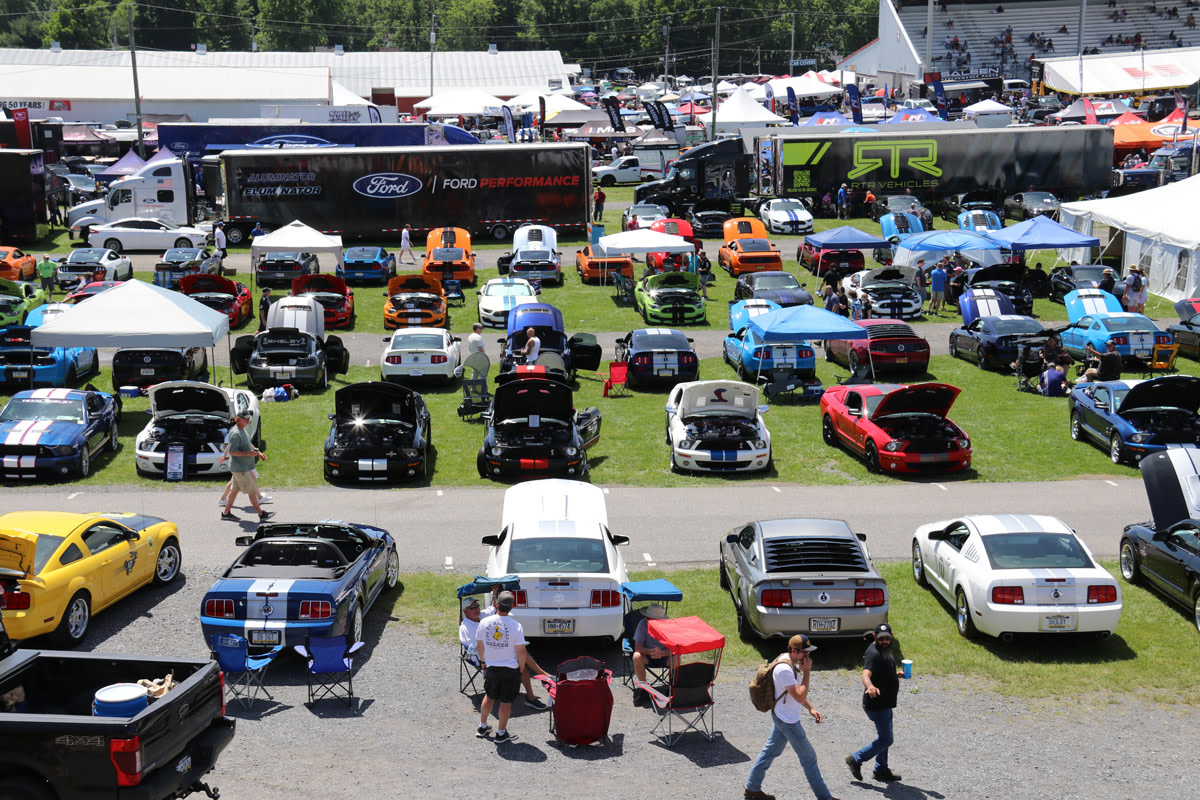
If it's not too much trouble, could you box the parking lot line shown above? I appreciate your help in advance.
[771,486,781,493]
[1104,480,1119,486]
[934,483,948,491]
[67,492,82,500]
[444,556,453,570]
[642,552,655,567]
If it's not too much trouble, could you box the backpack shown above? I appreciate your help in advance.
[1130,272,1143,292]
[749,655,798,712]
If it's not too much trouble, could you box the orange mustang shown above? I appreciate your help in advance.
[422,227,476,285]
[0,248,37,281]
[384,273,449,329]
[717,218,783,277]
[575,244,634,283]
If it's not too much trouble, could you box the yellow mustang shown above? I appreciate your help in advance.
[0,511,182,646]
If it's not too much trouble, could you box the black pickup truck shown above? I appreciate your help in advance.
[0,647,235,800]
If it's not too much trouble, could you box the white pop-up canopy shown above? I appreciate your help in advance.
[250,220,345,269]
[31,279,230,348]
[413,88,506,116]
[714,86,787,132]
[598,229,695,254]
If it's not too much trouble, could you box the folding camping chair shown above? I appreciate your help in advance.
[620,579,683,688]
[599,362,629,397]
[1142,343,1178,378]
[295,633,364,707]
[443,279,466,307]
[210,633,283,710]
[457,352,493,420]
[455,574,520,694]
[533,656,614,747]
[634,616,725,747]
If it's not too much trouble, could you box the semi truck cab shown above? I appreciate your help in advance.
[67,159,197,239]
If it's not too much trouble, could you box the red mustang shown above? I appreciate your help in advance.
[824,319,930,375]
[820,382,972,474]
[180,274,252,327]
[293,273,355,329]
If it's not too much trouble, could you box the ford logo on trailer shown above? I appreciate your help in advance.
[251,134,336,147]
[353,173,424,199]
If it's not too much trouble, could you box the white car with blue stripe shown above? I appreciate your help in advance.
[476,277,539,327]
[665,380,772,474]
[759,198,814,235]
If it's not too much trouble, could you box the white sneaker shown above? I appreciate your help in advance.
[258,495,273,504]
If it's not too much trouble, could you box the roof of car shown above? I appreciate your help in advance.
[961,514,1073,537]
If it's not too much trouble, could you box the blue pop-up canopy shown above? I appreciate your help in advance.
[882,108,943,124]
[803,226,888,250]
[892,229,1006,267]
[747,304,869,342]
[456,574,520,599]
[801,111,850,126]
[985,214,1101,252]
[621,579,684,603]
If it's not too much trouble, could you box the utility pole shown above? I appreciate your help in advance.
[663,21,670,82]
[129,1,144,158]
[790,13,795,75]
[429,12,437,100]
[925,0,933,76]
[756,45,761,75]
[710,7,720,141]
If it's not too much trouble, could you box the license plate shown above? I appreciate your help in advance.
[895,357,908,364]
[249,629,281,645]
[1134,349,1150,357]
[12,371,28,378]
[409,369,424,376]
[810,618,839,632]
[176,755,193,774]
[655,368,676,377]
[543,618,575,635]
[273,371,291,379]
[140,368,155,376]
[1042,615,1074,631]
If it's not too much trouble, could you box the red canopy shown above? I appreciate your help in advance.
[648,616,725,655]
[676,102,710,115]
[1108,111,1146,125]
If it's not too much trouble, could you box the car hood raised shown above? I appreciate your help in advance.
[388,274,442,297]
[334,381,418,421]
[180,273,238,297]
[0,277,22,296]
[678,380,760,420]
[968,263,1024,285]
[871,382,961,419]
[149,381,234,418]
[492,377,573,419]
[0,531,37,578]
[295,274,349,296]
[728,298,782,331]
[860,266,919,287]
[1118,375,1200,414]
[645,272,701,291]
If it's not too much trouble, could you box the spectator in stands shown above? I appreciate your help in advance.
[1188,13,1197,29]
[1148,2,1158,13]
[1171,30,1178,40]
[1059,25,1069,34]
[1120,9,1127,20]
[996,4,1005,12]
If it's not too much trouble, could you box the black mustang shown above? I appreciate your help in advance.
[324,382,431,483]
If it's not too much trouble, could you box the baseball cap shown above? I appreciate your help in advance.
[874,623,894,640]
[496,591,515,612]
[235,410,253,421]
[788,634,817,653]
[461,596,480,610]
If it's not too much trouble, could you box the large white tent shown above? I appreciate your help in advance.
[765,76,843,98]
[31,280,229,348]
[714,86,787,132]
[509,90,589,113]
[250,220,345,270]
[1059,175,1200,301]
[598,229,694,254]
[413,88,505,116]
[1042,46,1200,94]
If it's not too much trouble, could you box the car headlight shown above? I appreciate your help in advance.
[53,444,76,456]
[491,446,502,456]
[883,441,903,452]
[1130,432,1154,444]
[678,439,695,450]
[565,446,578,456]
[754,439,767,449]
[401,448,420,459]
[956,438,971,450]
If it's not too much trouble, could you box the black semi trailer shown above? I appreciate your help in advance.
[0,149,49,245]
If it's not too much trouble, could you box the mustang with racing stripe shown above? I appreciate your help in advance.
[0,387,120,479]
[200,521,399,650]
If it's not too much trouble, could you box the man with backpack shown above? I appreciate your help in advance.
[744,634,841,800]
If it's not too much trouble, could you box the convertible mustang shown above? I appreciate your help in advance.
[634,271,706,325]
[614,328,699,388]
[384,273,448,329]
[134,381,262,478]
[339,246,396,283]
[1120,447,1200,632]
[180,273,253,327]
[912,514,1121,640]
[0,322,99,389]
[824,319,930,375]
[200,521,399,650]
[477,376,601,480]
[820,382,972,474]
[1068,375,1200,464]
[665,380,771,474]
[0,387,120,479]
[1048,264,1113,303]
[293,274,355,329]
[0,510,181,646]
[324,382,431,483]
[720,518,888,639]
[1061,289,1172,362]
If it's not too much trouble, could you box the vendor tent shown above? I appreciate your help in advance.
[1042,49,1200,94]
[714,87,787,132]
[543,110,607,128]
[1050,97,1134,122]
[598,229,694,254]
[803,226,888,249]
[1108,111,1146,125]
[145,146,176,163]
[882,108,943,124]
[748,304,869,342]
[766,75,843,98]
[565,122,642,138]
[414,88,505,116]
[1112,120,1196,152]
[892,230,1005,267]
[96,149,147,181]
[986,214,1100,252]
[510,90,589,113]
[630,128,678,148]
[31,279,229,348]
[801,111,850,126]
[250,220,345,270]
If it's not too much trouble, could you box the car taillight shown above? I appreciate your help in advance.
[632,354,652,366]
[590,590,621,608]
[753,347,771,359]
[299,600,332,619]
[799,348,813,359]
[218,670,226,716]
[992,586,1025,605]
[854,588,886,607]
[204,599,235,619]
[430,355,448,364]
[761,589,792,608]
[512,590,527,607]
[1,590,30,610]
[384,355,404,364]
[1111,336,1128,346]
[1088,585,1118,604]
[679,353,697,365]
[1156,335,1171,345]
[109,736,143,787]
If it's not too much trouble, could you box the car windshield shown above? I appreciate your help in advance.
[431,247,464,261]
[517,249,552,261]
[981,532,1095,569]
[753,273,800,290]
[266,251,300,260]
[773,201,805,212]
[391,334,445,349]
[67,250,103,264]
[1070,266,1106,281]
[631,205,666,216]
[0,397,85,423]
[164,249,200,261]
[739,239,772,252]
[1024,192,1056,203]
[990,317,1044,334]
[887,197,917,211]
[486,283,534,297]
[153,219,181,230]
[1101,317,1158,332]
[507,537,609,573]
[345,247,379,259]
[635,332,689,349]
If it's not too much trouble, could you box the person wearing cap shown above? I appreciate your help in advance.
[631,604,669,706]
[1098,267,1117,296]
[36,254,57,297]
[259,287,272,331]
[846,623,905,783]
[1126,265,1147,313]
[220,411,273,523]
[475,590,528,743]
[460,592,547,710]
[744,634,841,800]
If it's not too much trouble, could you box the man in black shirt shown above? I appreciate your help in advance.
[259,287,272,331]
[846,623,904,783]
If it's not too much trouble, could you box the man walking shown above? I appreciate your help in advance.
[837,183,849,219]
[475,590,527,743]
[466,322,486,357]
[220,411,273,523]
[846,623,904,783]
[593,186,606,222]
[928,259,948,315]
[258,287,272,331]
[213,222,227,269]
[744,634,841,800]
[36,255,57,298]
[399,224,416,264]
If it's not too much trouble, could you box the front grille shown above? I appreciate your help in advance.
[0,445,54,457]
[764,537,868,573]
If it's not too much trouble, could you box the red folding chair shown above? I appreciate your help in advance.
[634,616,725,746]
[600,361,629,397]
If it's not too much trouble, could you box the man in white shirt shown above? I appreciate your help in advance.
[475,591,528,742]
[466,323,486,357]
[521,327,541,364]
[213,222,227,267]
[400,224,416,264]
[459,593,547,710]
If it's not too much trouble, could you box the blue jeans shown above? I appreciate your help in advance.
[746,712,833,800]
[852,707,894,772]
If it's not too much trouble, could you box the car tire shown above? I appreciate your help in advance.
[477,448,489,479]
[349,604,364,645]
[864,442,881,473]
[103,238,122,254]
[1193,593,1200,635]
[736,605,754,640]
[489,224,510,241]
[153,537,182,585]
[385,547,400,590]
[174,238,191,248]
[1109,432,1125,465]
[77,446,90,478]
[317,365,328,390]
[1070,411,1084,441]
[718,562,730,590]
[669,451,683,474]
[1119,538,1141,584]
[0,776,55,800]
[599,175,615,187]
[912,540,929,587]
[107,421,119,453]
[955,588,978,639]
[948,337,958,358]
[849,351,861,375]
[824,341,834,362]
[66,365,76,385]
[88,350,100,376]
[51,591,91,647]
[822,415,838,447]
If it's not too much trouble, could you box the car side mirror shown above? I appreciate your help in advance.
[481,534,501,546]
[725,533,738,544]
[382,336,391,342]
[758,404,769,414]
[496,338,505,345]
[610,534,629,546]
[849,407,862,417]
[328,413,336,420]
[235,536,253,547]
[1095,402,1107,411]
[451,336,460,343]
[856,533,867,542]
[1152,529,1170,542]
[927,530,948,541]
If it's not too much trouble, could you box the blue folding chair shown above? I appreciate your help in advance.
[209,633,283,710]
[620,579,683,688]
[456,574,520,694]
[295,634,364,707]
[443,279,466,307]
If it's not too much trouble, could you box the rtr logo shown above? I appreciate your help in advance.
[848,140,942,180]
[352,173,424,199]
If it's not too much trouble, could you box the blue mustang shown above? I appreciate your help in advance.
[339,246,397,283]
[200,521,400,650]
[0,387,120,479]
[723,300,819,396]
[949,289,1047,370]
[1061,289,1172,361]
[0,304,100,389]
[1067,375,1200,464]
[957,209,1003,232]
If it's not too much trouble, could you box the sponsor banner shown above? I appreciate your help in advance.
[1081,97,1098,125]
[1176,91,1189,132]
[932,80,949,121]
[601,96,626,132]
[846,84,863,125]
[786,87,799,126]
[502,106,516,143]
[11,108,31,149]
[764,83,775,115]
[539,96,547,140]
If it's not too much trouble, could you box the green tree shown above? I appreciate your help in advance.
[0,0,45,48]
[437,0,501,51]
[41,0,114,49]
[257,0,344,51]
[198,0,255,51]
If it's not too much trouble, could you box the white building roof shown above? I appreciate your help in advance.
[0,63,334,102]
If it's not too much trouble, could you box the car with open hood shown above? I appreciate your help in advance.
[293,273,355,329]
[960,263,1033,316]
[0,248,36,282]
[912,514,1120,640]
[498,304,603,380]
[255,250,320,286]
[870,194,928,222]
[232,296,350,391]
[664,380,771,474]
[646,218,701,272]
[1165,298,1200,359]
[0,318,99,389]
[498,224,562,285]
[200,521,398,651]
[723,300,820,399]
[949,307,1047,371]
[1119,447,1200,633]
[718,218,783,277]
[615,327,699,388]
[758,198,814,235]
[0,387,120,480]
[476,276,539,327]
[86,217,209,253]
[422,227,476,285]
[477,377,601,480]
[1068,375,1200,464]
[53,248,131,289]
[133,381,260,478]
[384,273,448,329]
[153,247,221,289]
[1004,190,1060,220]
[878,211,924,247]
[634,271,706,325]
[379,327,460,383]
[339,245,396,283]
[323,381,431,483]
[733,271,814,307]
[62,280,124,305]
[825,319,930,375]
[0,278,47,327]
[687,198,733,238]
[720,518,888,639]
[180,273,252,327]
[0,510,181,646]
[841,266,923,319]
[1048,264,1116,303]
[820,382,972,474]
[621,203,670,231]
[575,244,634,284]
[1061,289,1172,362]
[111,346,208,392]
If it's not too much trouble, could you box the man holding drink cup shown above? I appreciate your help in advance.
[846,623,905,783]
